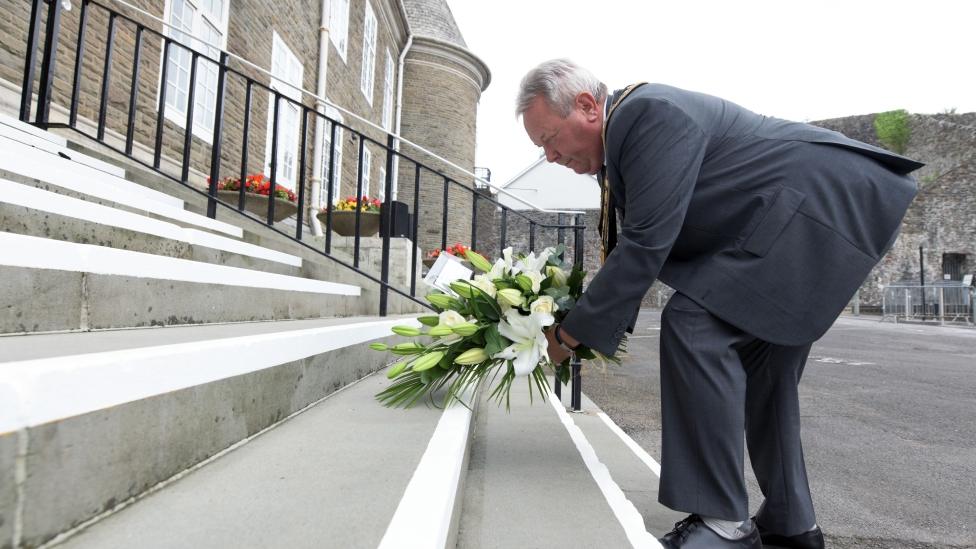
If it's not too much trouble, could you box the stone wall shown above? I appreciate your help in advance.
[813,112,976,307]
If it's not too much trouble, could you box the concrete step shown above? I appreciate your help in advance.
[458,381,681,548]
[0,134,236,237]
[0,177,302,271]
[0,316,417,548]
[0,231,368,334]
[44,372,462,549]
[54,131,427,300]
[0,114,125,179]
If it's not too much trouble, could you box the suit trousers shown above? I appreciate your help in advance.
[658,292,816,535]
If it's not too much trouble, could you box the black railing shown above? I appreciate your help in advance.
[19,0,588,409]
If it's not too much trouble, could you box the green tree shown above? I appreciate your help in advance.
[874,109,911,154]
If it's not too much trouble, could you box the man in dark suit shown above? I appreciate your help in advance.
[518,59,921,548]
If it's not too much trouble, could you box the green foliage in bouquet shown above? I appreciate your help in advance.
[371,245,622,409]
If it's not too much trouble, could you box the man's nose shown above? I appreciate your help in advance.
[544,147,560,163]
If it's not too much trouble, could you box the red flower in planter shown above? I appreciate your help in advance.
[218,174,297,203]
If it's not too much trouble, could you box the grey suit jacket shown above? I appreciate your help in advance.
[561,84,922,356]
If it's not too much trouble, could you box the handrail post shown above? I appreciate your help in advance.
[379,134,396,316]
[570,355,582,412]
[207,51,229,219]
[20,0,45,122]
[499,207,508,256]
[529,221,536,252]
[34,0,65,128]
[573,213,585,269]
[470,192,478,252]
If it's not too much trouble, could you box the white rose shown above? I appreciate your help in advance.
[530,295,557,315]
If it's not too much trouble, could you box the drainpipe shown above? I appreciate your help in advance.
[391,29,413,200]
[309,0,332,236]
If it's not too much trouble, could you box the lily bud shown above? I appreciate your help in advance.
[428,324,455,337]
[427,293,460,310]
[417,315,440,326]
[369,342,389,351]
[515,274,533,293]
[391,325,421,337]
[497,288,525,307]
[387,359,410,379]
[464,250,493,272]
[545,265,568,287]
[451,323,479,337]
[411,351,445,372]
[449,280,476,299]
[390,342,425,355]
[455,347,489,365]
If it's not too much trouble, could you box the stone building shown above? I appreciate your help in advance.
[0,0,488,240]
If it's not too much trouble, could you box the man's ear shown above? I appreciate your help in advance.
[576,92,600,122]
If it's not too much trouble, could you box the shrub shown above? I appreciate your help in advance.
[874,109,910,154]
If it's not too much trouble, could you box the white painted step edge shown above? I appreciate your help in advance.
[0,132,183,210]
[0,141,241,238]
[0,178,302,267]
[0,317,417,433]
[0,120,126,178]
[0,112,67,147]
[378,385,475,549]
[0,231,356,297]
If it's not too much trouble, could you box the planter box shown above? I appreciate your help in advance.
[317,210,380,237]
[218,190,297,223]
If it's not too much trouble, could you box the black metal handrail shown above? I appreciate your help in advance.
[19,0,587,407]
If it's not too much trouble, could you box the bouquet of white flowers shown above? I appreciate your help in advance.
[371,245,622,409]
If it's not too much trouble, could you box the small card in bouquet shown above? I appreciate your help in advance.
[423,253,473,294]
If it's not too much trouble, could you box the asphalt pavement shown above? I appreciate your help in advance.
[583,310,976,549]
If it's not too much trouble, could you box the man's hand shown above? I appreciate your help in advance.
[545,324,578,365]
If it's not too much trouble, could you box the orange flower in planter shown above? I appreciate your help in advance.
[427,243,478,260]
[217,174,297,203]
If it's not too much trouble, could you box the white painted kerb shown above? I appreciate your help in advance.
[547,389,662,549]
[0,318,415,433]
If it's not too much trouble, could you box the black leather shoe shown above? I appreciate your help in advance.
[754,519,825,549]
[659,515,761,548]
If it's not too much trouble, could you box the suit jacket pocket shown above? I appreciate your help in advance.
[742,186,806,257]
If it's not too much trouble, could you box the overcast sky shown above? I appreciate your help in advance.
[446,0,976,185]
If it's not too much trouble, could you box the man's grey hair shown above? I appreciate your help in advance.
[516,59,607,118]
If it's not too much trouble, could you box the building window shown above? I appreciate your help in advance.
[320,107,344,207]
[361,145,372,198]
[264,32,304,187]
[381,49,395,131]
[162,0,228,140]
[329,0,350,62]
[360,0,377,104]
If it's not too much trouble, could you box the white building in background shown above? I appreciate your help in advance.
[494,156,600,211]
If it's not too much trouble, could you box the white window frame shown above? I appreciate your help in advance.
[360,0,377,104]
[329,0,350,62]
[264,32,304,189]
[320,105,344,207]
[361,145,372,198]
[160,0,229,142]
[381,49,395,131]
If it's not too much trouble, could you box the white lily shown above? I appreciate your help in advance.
[493,309,555,376]
[516,248,553,274]
[522,270,546,294]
